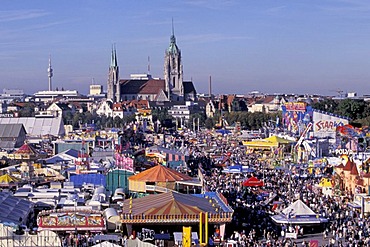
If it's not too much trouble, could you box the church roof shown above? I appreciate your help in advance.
[120,79,165,95]
[183,81,196,95]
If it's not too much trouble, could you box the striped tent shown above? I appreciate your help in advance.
[122,191,216,216]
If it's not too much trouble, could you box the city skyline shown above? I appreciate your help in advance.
[1,0,370,96]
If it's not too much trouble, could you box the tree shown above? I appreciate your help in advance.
[18,104,35,117]
[335,99,367,120]
[311,98,338,113]
[152,108,171,122]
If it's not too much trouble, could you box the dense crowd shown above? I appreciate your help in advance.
[181,130,370,247]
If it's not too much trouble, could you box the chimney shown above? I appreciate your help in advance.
[209,76,212,98]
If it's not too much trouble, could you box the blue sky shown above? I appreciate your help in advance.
[1,0,370,96]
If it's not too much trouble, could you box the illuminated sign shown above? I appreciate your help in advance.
[284,102,307,112]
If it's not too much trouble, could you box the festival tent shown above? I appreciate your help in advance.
[0,174,20,187]
[317,178,333,196]
[0,192,34,226]
[122,191,219,216]
[242,177,264,187]
[264,136,293,144]
[222,164,242,173]
[91,241,121,247]
[216,129,231,135]
[128,165,193,193]
[271,199,328,225]
[318,178,333,188]
[243,135,293,149]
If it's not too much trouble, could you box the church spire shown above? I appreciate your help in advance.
[170,18,176,44]
[111,44,118,67]
[107,44,120,102]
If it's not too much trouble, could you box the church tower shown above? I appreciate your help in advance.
[164,20,184,102]
[107,45,120,102]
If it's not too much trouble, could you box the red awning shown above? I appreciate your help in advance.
[242,177,264,187]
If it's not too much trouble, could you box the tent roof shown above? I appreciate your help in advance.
[14,143,37,155]
[122,191,218,216]
[0,192,34,225]
[271,199,328,225]
[242,177,264,187]
[318,178,333,188]
[281,199,317,217]
[128,165,192,182]
[0,174,20,184]
[243,136,292,148]
[91,241,121,247]
[264,136,293,144]
[242,140,278,148]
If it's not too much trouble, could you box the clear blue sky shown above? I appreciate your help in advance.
[1,0,370,96]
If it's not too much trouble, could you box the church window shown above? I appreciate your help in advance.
[173,77,175,87]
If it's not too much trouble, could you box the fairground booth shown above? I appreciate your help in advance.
[128,165,202,195]
[271,199,328,238]
[37,208,106,233]
[121,191,233,245]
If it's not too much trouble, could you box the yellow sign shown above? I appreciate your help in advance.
[182,226,191,247]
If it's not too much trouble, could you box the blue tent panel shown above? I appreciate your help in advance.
[70,174,106,187]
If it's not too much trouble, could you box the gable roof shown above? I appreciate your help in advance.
[0,124,26,138]
[0,117,65,137]
[120,79,165,95]
[256,95,275,104]
[0,192,34,225]
[155,89,169,101]
[183,81,196,95]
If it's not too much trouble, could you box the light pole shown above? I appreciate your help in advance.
[73,195,78,236]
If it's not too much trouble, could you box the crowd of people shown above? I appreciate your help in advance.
[178,129,370,246]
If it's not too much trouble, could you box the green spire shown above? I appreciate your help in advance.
[111,44,118,67]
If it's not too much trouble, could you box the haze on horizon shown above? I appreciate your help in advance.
[1,0,370,97]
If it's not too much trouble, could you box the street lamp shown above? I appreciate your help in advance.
[73,195,78,236]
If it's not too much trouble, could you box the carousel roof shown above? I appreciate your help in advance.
[122,191,218,216]
[128,165,192,182]
[14,143,37,155]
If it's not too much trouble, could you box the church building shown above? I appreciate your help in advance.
[107,25,196,104]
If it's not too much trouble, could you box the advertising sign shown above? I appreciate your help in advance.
[312,111,348,136]
[282,103,313,135]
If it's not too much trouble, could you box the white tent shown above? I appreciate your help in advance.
[282,199,317,217]
[271,199,328,225]
[91,241,121,247]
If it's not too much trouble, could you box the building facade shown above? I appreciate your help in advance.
[106,24,196,104]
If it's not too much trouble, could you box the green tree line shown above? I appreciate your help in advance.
[311,98,370,126]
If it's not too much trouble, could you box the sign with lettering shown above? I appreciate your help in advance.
[0,113,14,118]
[284,102,307,112]
[138,228,155,241]
[332,149,354,156]
[313,111,349,134]
[315,120,345,132]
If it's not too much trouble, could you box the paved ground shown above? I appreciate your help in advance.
[292,233,327,245]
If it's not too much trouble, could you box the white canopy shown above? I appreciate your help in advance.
[271,199,328,225]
